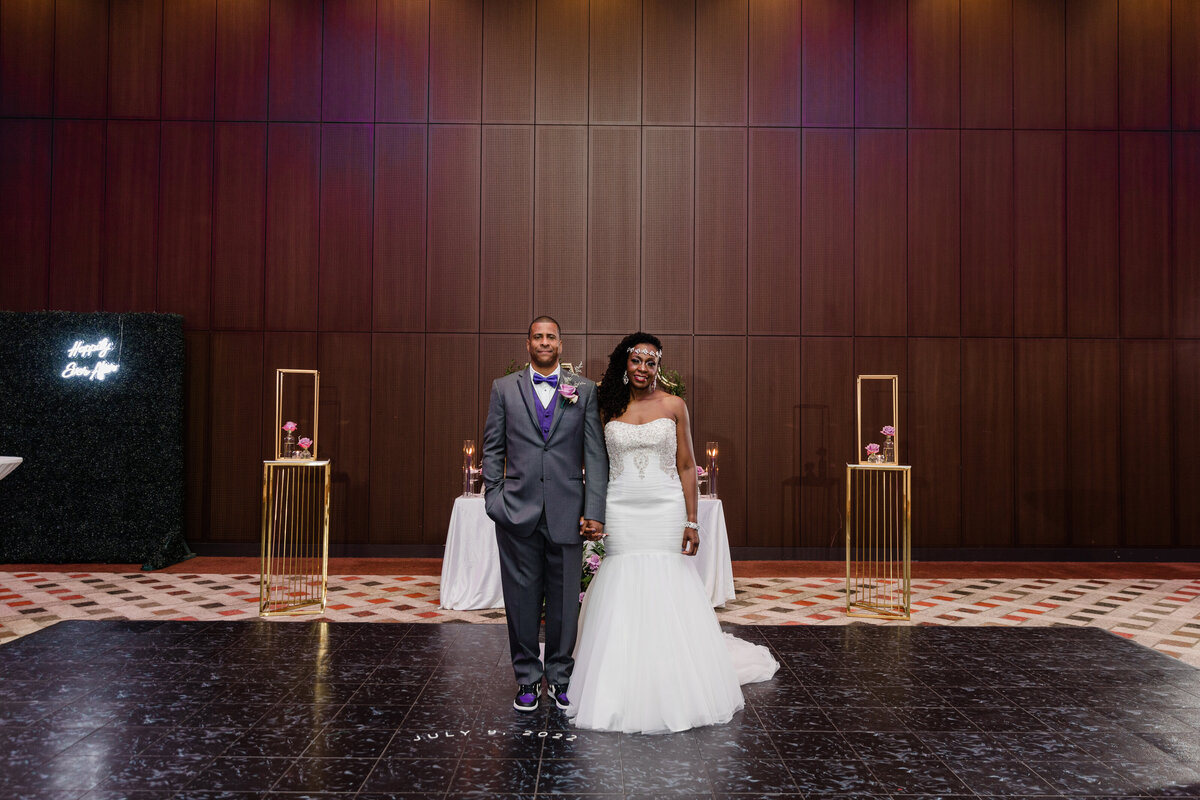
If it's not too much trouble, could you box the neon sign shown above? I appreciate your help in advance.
[62,338,121,381]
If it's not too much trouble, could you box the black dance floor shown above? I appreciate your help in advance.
[1,620,1199,799]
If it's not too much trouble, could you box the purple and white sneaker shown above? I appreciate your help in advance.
[547,682,570,710]
[513,683,540,712]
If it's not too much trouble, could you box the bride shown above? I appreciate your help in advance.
[566,332,777,734]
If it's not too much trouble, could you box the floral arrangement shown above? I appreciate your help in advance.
[298,437,313,455]
[281,422,303,459]
[657,369,686,398]
[881,425,895,437]
[579,539,605,602]
[865,443,880,456]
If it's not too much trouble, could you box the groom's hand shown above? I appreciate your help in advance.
[580,518,606,540]
[681,528,700,556]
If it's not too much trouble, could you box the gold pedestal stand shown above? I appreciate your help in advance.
[260,459,331,615]
[846,373,911,620]
[260,369,330,616]
[845,463,911,620]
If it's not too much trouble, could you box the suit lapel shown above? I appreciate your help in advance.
[516,367,541,435]
[545,379,569,442]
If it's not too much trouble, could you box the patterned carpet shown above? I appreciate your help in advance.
[2,571,1198,667]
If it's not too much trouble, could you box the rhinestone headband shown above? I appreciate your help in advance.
[627,346,662,359]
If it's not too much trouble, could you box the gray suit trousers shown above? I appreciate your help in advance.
[495,511,584,686]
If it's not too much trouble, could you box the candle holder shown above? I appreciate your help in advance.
[704,441,719,499]
[462,439,481,496]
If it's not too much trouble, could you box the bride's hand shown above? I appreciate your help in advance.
[580,518,606,541]
[681,528,699,556]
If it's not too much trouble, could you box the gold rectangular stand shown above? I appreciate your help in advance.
[845,463,911,620]
[260,459,331,616]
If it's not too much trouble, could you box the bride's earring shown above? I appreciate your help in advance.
[622,370,629,385]
[651,374,657,391]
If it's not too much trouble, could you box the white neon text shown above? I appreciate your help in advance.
[62,361,120,381]
[68,338,114,359]
[61,338,121,381]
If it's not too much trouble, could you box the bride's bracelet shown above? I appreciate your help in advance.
[683,521,699,531]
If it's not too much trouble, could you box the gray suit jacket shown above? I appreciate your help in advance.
[482,367,608,544]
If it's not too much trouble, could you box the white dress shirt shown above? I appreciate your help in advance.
[530,363,561,408]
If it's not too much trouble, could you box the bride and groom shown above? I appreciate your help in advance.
[482,316,776,734]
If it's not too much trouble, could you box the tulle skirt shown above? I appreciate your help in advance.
[567,473,777,734]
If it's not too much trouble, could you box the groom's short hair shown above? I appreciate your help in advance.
[528,315,561,337]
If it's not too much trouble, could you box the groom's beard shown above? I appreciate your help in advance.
[530,353,559,370]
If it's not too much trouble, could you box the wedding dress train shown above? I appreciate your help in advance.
[566,418,777,734]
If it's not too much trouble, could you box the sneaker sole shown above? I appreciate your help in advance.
[513,699,539,712]
[554,698,569,710]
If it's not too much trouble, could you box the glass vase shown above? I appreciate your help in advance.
[282,431,296,459]
[882,435,894,464]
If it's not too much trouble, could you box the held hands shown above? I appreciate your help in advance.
[681,527,699,556]
[579,517,606,541]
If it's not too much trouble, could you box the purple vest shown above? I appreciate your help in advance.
[532,379,557,441]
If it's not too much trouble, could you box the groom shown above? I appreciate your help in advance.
[482,316,608,712]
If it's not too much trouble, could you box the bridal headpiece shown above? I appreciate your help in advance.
[627,345,662,360]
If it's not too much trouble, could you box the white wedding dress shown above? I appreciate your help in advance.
[566,417,778,734]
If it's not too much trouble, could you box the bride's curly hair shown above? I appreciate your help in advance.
[597,332,663,423]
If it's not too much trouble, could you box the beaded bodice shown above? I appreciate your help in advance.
[604,417,678,483]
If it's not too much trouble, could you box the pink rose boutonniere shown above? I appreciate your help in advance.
[558,383,578,404]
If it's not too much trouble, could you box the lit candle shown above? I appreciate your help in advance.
[704,441,719,499]
[463,439,477,496]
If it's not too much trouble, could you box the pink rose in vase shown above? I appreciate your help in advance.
[297,437,313,457]
[865,443,880,455]
[282,421,297,432]
[880,425,895,437]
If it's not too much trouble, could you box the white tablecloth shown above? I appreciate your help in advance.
[694,498,737,606]
[440,496,506,610]
[0,457,23,481]
[439,495,735,610]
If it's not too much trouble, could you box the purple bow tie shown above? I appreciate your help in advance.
[533,373,558,386]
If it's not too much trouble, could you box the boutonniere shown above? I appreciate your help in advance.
[557,376,579,404]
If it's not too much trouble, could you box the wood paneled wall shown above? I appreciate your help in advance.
[2,0,1198,554]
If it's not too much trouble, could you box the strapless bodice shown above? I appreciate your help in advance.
[604,417,678,485]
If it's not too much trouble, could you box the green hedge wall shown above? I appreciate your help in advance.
[0,312,192,569]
